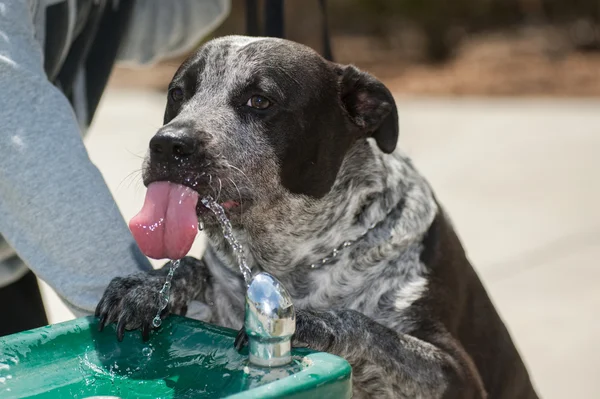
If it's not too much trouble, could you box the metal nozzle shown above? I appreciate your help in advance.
[245,272,296,367]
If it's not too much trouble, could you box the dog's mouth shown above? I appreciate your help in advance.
[130,179,245,260]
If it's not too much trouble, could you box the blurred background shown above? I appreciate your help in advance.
[110,0,600,96]
[40,1,599,398]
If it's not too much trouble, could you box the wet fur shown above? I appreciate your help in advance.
[97,36,538,398]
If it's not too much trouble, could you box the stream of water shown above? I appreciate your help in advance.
[152,195,252,328]
[152,259,180,328]
[201,196,253,287]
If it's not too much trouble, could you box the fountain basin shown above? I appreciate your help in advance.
[0,316,351,398]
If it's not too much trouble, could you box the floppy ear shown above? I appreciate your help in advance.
[339,65,399,154]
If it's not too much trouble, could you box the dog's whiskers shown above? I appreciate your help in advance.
[216,178,223,203]
[124,148,146,160]
[117,168,143,192]
[207,174,217,200]
[227,177,244,220]
[228,164,253,188]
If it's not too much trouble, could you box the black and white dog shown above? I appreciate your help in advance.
[96,36,539,398]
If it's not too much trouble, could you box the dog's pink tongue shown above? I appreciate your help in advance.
[129,181,199,260]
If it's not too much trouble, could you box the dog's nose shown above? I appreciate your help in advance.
[149,128,197,158]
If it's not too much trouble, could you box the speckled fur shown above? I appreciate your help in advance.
[97,36,538,399]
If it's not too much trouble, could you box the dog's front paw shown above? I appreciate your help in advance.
[95,273,187,342]
[292,310,337,352]
[234,327,249,352]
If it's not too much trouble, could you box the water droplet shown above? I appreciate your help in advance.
[152,259,180,326]
[142,347,153,357]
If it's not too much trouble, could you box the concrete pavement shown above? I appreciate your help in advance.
[39,90,600,398]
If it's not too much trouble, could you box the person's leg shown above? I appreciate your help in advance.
[264,0,285,38]
[247,0,334,61]
[0,270,48,336]
[245,0,260,36]
[318,0,334,61]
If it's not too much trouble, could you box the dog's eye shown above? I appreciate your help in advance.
[246,95,271,110]
[169,88,184,102]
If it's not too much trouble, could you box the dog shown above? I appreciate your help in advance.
[96,36,539,399]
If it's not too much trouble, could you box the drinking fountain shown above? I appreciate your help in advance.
[244,272,295,368]
[0,274,351,398]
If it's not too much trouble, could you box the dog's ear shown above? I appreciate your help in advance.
[339,65,398,154]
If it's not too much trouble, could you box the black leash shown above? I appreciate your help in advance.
[264,0,285,38]
[245,0,260,36]
[318,0,334,61]
[245,0,334,61]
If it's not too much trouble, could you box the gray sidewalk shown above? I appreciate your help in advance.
[41,90,600,398]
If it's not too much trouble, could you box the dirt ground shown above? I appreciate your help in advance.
[109,31,600,97]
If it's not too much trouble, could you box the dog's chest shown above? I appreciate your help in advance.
[206,218,430,333]
[291,249,429,330]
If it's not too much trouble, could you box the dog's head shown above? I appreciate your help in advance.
[143,36,398,223]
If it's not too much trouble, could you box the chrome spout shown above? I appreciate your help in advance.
[245,272,295,367]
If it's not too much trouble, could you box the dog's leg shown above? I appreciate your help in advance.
[95,256,212,341]
[293,309,486,399]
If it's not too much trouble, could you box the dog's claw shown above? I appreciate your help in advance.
[234,328,249,352]
[98,313,106,332]
[116,318,126,342]
[141,323,150,342]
